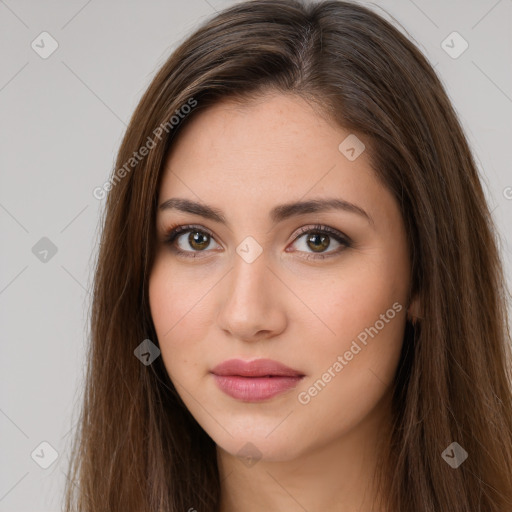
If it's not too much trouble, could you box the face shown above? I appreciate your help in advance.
[149,92,414,462]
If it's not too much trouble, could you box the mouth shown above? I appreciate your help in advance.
[210,358,305,402]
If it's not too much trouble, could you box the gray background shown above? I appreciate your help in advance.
[1,0,511,510]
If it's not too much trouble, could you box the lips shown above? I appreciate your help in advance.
[210,358,305,402]
[211,358,304,378]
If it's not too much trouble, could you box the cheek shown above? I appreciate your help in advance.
[148,260,208,381]
[149,255,212,333]
[307,292,405,387]
[290,247,408,398]
[300,258,405,343]
[293,281,406,439]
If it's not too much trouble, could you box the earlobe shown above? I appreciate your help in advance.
[406,294,421,326]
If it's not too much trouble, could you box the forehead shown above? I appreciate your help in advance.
[165,93,339,170]
[157,93,389,224]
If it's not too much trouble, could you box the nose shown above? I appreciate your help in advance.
[216,250,287,342]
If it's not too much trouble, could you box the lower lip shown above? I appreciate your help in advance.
[212,374,304,402]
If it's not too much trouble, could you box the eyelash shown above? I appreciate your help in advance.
[162,223,352,261]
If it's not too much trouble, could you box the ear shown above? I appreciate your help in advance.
[407,293,421,323]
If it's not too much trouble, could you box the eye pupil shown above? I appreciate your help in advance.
[189,231,210,250]
[307,233,330,252]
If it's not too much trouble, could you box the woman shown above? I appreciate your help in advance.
[64,1,512,510]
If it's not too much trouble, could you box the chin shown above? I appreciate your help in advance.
[210,421,307,463]
[217,437,303,464]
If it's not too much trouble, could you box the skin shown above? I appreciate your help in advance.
[149,92,420,512]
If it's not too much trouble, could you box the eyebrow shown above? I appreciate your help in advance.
[158,197,375,228]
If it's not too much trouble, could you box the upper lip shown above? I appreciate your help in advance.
[211,358,304,378]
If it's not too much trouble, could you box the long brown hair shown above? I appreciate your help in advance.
[63,1,512,510]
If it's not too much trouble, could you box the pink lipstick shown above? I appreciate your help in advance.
[210,358,305,402]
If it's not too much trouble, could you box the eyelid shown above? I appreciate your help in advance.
[290,224,350,244]
[165,223,216,240]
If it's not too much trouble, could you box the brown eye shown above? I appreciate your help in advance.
[288,224,351,260]
[174,229,220,253]
[306,233,331,252]
[163,224,221,258]
[187,231,211,251]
